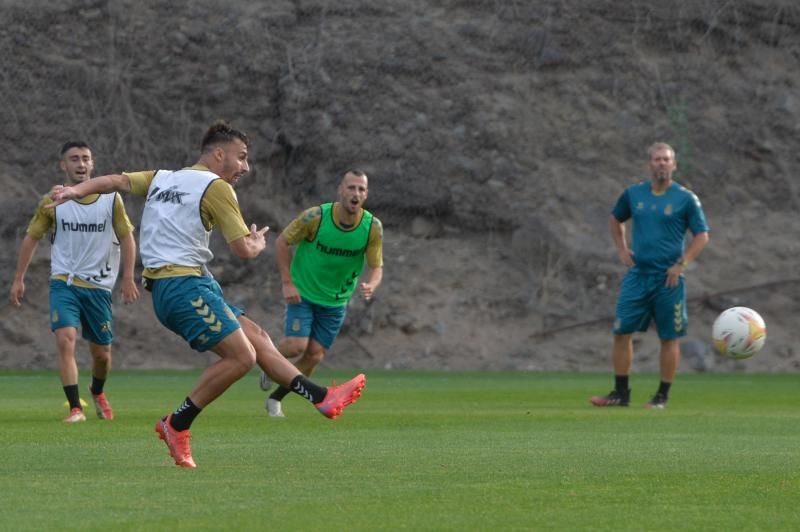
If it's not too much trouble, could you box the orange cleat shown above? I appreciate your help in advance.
[89,387,114,420]
[154,414,197,468]
[316,373,366,420]
[63,407,86,423]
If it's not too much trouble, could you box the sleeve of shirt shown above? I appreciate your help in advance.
[366,216,384,268]
[281,206,322,245]
[111,193,135,239]
[611,188,631,222]
[124,171,156,197]
[201,179,250,243]
[25,194,55,241]
[686,191,710,235]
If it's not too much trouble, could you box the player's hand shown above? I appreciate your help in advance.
[359,282,376,301]
[46,185,78,208]
[120,277,140,304]
[9,279,24,306]
[618,248,635,268]
[249,224,269,251]
[665,264,683,287]
[282,281,301,305]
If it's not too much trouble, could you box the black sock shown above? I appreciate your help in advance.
[290,375,327,404]
[63,384,81,410]
[169,397,202,431]
[614,375,629,394]
[658,381,671,398]
[269,386,292,402]
[90,376,105,395]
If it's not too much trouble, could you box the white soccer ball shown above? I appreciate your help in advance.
[711,307,767,359]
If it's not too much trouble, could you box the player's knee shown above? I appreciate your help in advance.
[279,338,307,359]
[92,346,112,363]
[241,344,257,371]
[54,328,77,347]
[304,347,326,366]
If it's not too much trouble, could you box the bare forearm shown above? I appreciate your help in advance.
[682,232,710,263]
[74,174,131,197]
[13,235,39,281]
[275,235,293,283]
[609,217,627,252]
[119,233,137,281]
[365,266,383,289]
[229,224,269,259]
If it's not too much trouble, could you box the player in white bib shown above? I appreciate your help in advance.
[9,141,139,423]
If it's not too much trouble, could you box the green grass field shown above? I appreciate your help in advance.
[1,370,798,531]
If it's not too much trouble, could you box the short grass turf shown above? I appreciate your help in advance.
[0,370,798,531]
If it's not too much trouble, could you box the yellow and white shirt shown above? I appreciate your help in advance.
[125,166,250,279]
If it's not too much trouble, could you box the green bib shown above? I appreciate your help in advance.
[292,203,373,307]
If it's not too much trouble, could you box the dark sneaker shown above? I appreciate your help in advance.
[645,392,668,410]
[590,389,630,407]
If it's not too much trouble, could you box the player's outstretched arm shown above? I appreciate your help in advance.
[47,174,132,208]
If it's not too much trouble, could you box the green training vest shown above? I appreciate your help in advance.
[291,202,373,307]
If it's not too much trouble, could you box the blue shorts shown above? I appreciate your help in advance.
[150,276,243,352]
[613,272,687,340]
[49,279,113,345]
[284,298,347,349]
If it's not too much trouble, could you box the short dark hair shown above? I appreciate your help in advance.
[201,121,249,152]
[345,169,367,178]
[60,141,91,156]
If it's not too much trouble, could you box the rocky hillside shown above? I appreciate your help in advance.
[1,0,798,373]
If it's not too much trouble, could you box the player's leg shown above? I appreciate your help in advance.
[612,333,634,375]
[155,328,255,468]
[260,300,314,412]
[647,278,687,409]
[259,336,307,416]
[190,328,257,406]
[79,286,115,419]
[54,327,85,421]
[150,276,253,467]
[266,300,347,416]
[591,272,652,407]
[87,343,114,419]
[244,315,364,419]
[258,334,307,392]
[49,280,85,422]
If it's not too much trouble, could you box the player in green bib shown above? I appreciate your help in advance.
[260,170,384,417]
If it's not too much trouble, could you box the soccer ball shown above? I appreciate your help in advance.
[711,307,767,359]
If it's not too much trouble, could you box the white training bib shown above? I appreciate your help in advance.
[51,193,119,291]
[139,168,218,269]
